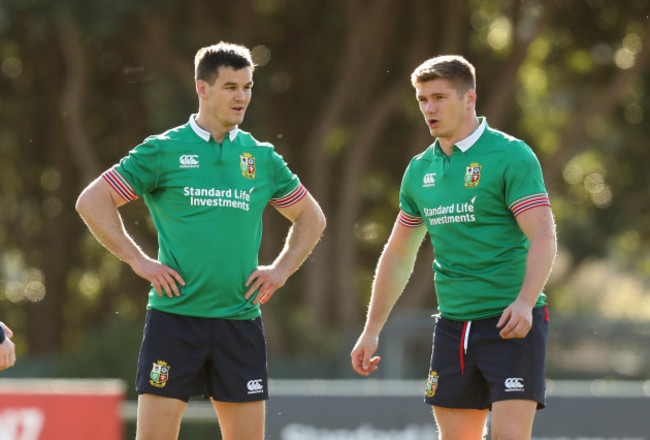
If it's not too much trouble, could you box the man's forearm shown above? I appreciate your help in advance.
[363,245,418,336]
[363,223,426,336]
[518,232,557,306]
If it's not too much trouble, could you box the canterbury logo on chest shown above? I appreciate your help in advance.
[179,154,199,168]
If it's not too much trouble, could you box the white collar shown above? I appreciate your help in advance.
[189,114,239,142]
[455,118,487,152]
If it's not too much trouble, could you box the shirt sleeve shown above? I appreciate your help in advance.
[101,138,159,202]
[505,142,551,217]
[0,325,5,344]
[269,149,307,208]
[398,164,424,227]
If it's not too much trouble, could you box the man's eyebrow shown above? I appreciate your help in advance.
[417,91,446,98]
[222,81,254,87]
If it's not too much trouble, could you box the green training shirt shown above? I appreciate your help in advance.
[398,118,551,321]
[102,115,306,319]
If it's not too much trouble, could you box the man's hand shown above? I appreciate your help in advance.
[496,299,533,339]
[130,256,185,298]
[350,333,381,376]
[0,322,16,371]
[244,265,288,305]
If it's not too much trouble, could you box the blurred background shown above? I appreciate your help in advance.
[0,0,649,436]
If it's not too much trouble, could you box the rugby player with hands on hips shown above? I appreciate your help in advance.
[77,42,326,440]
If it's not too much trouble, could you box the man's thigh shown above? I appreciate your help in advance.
[136,393,187,440]
[432,406,488,440]
[211,399,265,440]
[490,400,537,439]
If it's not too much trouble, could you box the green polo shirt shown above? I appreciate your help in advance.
[398,118,551,320]
[102,115,306,319]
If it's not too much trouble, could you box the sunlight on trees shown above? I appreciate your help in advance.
[567,50,593,74]
[561,151,613,209]
[355,221,386,247]
[615,31,644,69]
[615,47,637,69]
[519,64,547,96]
[78,272,102,301]
[487,16,512,52]
[1,252,46,304]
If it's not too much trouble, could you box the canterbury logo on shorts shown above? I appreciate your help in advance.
[247,379,264,394]
[504,377,524,392]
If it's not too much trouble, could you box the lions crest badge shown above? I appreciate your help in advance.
[464,162,481,188]
[150,360,170,388]
[240,153,256,179]
[425,370,439,397]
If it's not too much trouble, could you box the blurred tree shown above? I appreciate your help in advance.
[0,0,648,377]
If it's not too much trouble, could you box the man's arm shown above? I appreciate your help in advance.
[0,321,16,371]
[75,177,185,297]
[497,205,557,339]
[244,192,326,305]
[351,220,427,376]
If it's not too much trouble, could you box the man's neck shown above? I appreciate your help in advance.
[195,111,232,143]
[438,115,480,155]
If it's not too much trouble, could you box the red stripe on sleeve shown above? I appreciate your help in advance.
[270,184,307,208]
[397,210,424,228]
[102,168,138,202]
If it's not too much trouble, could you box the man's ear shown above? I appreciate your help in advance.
[465,88,477,109]
[196,79,207,99]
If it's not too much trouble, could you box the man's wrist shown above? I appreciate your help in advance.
[515,291,538,309]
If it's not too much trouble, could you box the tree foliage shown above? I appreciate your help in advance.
[0,0,649,378]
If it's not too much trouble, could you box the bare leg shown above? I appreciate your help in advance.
[136,394,187,440]
[490,400,537,440]
[432,406,489,440]
[211,399,265,440]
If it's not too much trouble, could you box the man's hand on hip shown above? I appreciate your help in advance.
[130,256,185,298]
[244,265,289,305]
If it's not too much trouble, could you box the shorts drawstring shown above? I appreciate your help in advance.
[459,321,472,374]
[544,305,549,321]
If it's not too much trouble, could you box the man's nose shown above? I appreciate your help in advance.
[234,89,246,101]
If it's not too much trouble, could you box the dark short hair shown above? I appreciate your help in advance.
[194,42,255,84]
[410,55,476,96]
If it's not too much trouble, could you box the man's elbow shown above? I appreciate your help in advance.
[75,181,103,218]
[75,190,89,216]
[315,209,327,235]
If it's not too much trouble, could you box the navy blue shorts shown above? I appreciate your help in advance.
[136,309,269,403]
[424,306,548,410]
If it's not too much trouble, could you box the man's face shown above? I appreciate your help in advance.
[199,66,253,129]
[415,78,471,139]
